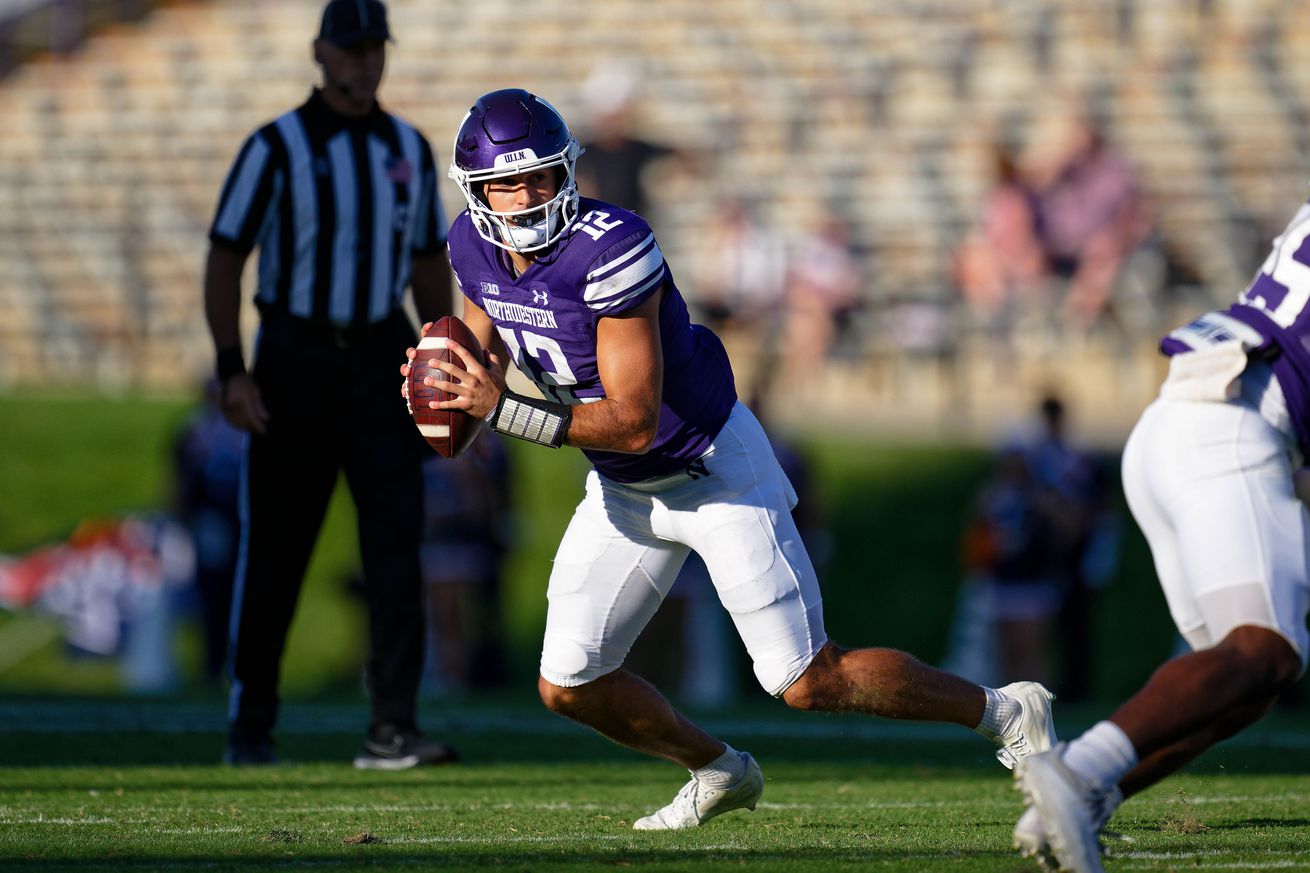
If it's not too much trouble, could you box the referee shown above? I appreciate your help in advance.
[204,0,456,768]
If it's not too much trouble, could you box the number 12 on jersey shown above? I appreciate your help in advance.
[496,326,580,404]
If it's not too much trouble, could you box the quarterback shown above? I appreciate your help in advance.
[404,89,1057,829]
[1014,200,1310,872]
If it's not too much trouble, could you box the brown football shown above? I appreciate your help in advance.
[407,316,485,458]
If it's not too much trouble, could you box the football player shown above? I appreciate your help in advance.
[403,89,1057,829]
[1012,200,1310,872]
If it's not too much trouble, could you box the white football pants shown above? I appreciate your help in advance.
[1122,363,1310,668]
[539,402,828,695]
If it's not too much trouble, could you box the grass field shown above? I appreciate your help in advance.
[3,696,1310,872]
[4,394,1310,870]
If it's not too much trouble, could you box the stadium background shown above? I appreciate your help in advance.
[1,0,1308,706]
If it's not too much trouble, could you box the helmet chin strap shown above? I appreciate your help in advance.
[506,223,548,250]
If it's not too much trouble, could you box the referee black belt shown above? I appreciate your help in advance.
[261,312,404,348]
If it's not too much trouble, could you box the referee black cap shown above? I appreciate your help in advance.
[319,0,391,47]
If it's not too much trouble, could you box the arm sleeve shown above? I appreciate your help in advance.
[582,230,668,316]
[208,130,279,253]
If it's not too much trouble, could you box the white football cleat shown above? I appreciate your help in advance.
[1013,804,1059,870]
[1015,745,1105,873]
[633,751,764,830]
[995,681,1058,769]
[1015,785,1126,868]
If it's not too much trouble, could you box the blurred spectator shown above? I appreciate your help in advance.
[418,431,513,696]
[574,62,680,222]
[953,442,1060,686]
[1027,108,1157,333]
[782,203,865,371]
[941,394,1122,695]
[953,140,1050,344]
[172,379,245,684]
[690,197,788,344]
[1026,394,1121,702]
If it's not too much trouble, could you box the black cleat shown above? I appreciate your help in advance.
[223,732,277,766]
[353,724,459,770]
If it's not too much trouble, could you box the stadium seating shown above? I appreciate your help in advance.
[0,0,1306,438]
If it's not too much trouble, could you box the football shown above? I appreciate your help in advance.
[407,316,485,458]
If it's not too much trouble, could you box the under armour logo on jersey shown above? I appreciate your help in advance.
[686,458,710,480]
[532,289,549,306]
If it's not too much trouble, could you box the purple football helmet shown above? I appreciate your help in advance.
[448,89,583,253]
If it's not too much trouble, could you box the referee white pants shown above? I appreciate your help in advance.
[539,402,828,696]
[1122,363,1310,668]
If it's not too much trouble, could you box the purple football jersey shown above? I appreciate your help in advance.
[449,198,737,482]
[1160,199,1310,455]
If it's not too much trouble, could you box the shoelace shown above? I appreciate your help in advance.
[646,780,701,827]
[996,730,1033,768]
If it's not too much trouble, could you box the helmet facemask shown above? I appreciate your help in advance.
[450,137,582,254]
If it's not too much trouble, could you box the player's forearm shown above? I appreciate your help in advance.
[564,397,658,454]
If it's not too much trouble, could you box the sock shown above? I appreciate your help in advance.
[974,686,1021,740]
[1064,721,1138,793]
[693,745,745,788]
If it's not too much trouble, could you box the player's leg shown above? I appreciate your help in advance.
[1107,626,1300,775]
[1118,673,1280,799]
[781,642,981,724]
[1079,393,1308,790]
[538,670,725,768]
[1018,390,1309,870]
[678,404,1051,761]
[1015,627,1300,873]
[536,471,719,765]
[779,641,1058,769]
[536,471,763,829]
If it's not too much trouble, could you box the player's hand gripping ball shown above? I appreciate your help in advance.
[406,316,485,458]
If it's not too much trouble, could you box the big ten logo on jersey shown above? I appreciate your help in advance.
[575,210,624,242]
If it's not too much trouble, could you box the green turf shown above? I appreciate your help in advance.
[5,394,1310,869]
[2,699,1309,871]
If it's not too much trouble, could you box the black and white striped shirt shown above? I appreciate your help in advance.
[209,89,447,326]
